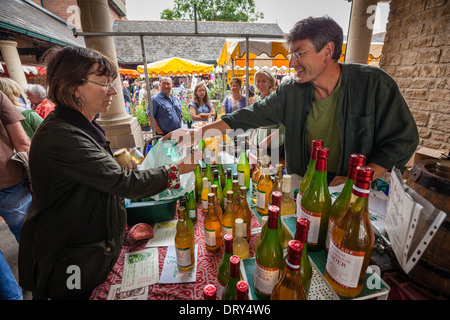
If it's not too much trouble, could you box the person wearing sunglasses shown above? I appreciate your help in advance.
[18,46,199,300]
[166,15,418,187]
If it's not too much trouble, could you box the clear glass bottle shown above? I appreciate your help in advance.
[223,255,241,300]
[175,206,195,271]
[235,187,252,242]
[325,154,366,252]
[251,148,263,203]
[222,191,235,238]
[237,141,250,190]
[299,147,331,252]
[236,280,249,300]
[325,166,375,298]
[254,205,283,299]
[233,218,249,260]
[271,240,307,300]
[204,193,223,252]
[256,155,273,215]
[217,233,233,299]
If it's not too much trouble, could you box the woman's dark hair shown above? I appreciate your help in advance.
[44,46,118,110]
[230,77,242,87]
[193,82,210,110]
[285,15,343,62]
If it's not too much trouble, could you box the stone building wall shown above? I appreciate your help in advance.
[379,0,450,150]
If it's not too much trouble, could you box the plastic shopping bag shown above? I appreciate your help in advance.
[140,139,194,201]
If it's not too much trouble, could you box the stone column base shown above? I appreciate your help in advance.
[98,116,144,151]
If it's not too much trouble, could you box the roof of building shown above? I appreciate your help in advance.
[0,0,85,47]
[112,20,285,65]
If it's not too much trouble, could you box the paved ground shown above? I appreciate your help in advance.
[0,221,32,300]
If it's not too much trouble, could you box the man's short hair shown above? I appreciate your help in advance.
[285,15,343,62]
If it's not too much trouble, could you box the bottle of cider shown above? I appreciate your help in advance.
[325,154,366,252]
[222,191,235,238]
[294,217,312,296]
[237,141,250,189]
[254,205,283,299]
[217,154,226,189]
[233,218,249,260]
[280,175,295,247]
[232,180,240,213]
[187,190,198,223]
[222,168,233,197]
[236,280,249,300]
[253,215,268,253]
[175,207,195,271]
[211,185,223,222]
[194,164,203,201]
[271,240,307,300]
[203,154,214,190]
[296,139,323,213]
[325,166,375,298]
[217,234,233,299]
[179,196,194,236]
[201,177,210,213]
[271,191,285,248]
[256,155,273,215]
[251,148,263,203]
[203,284,217,300]
[235,187,252,242]
[223,255,241,300]
[204,193,223,252]
[213,170,224,209]
[299,147,331,252]
[269,164,283,205]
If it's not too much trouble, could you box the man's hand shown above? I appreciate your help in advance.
[176,150,203,175]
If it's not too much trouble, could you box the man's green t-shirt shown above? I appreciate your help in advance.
[305,77,342,175]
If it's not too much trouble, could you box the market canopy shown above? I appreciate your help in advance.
[119,68,139,77]
[137,57,214,77]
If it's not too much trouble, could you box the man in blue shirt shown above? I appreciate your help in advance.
[147,77,182,135]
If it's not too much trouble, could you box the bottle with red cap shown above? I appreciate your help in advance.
[299,147,332,252]
[254,205,283,299]
[223,255,241,300]
[295,218,312,296]
[271,240,307,300]
[236,280,249,300]
[217,234,233,299]
[325,166,375,298]
[325,154,366,252]
[270,191,285,248]
[203,284,217,300]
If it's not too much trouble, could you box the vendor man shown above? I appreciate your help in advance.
[166,16,419,186]
[147,76,182,136]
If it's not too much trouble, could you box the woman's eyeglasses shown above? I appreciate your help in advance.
[83,79,116,91]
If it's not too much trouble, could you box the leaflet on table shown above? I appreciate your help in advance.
[121,247,159,292]
[385,167,446,273]
[107,284,148,300]
[159,245,198,284]
[145,220,177,247]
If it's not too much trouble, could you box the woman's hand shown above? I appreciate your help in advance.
[176,150,202,175]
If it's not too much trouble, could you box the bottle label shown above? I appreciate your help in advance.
[254,260,280,296]
[251,181,258,200]
[202,199,208,211]
[188,209,196,219]
[222,225,233,237]
[175,246,192,268]
[204,228,217,248]
[238,170,245,186]
[256,189,266,211]
[299,205,321,245]
[326,237,365,289]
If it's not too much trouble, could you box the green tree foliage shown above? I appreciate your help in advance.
[161,0,264,22]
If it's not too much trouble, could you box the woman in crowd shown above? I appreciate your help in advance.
[222,77,246,114]
[0,78,43,139]
[18,46,199,300]
[189,82,215,123]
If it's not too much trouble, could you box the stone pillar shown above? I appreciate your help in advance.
[345,0,379,64]
[77,0,144,151]
[0,40,28,90]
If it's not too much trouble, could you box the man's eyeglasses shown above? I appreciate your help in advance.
[83,79,116,91]
[287,47,314,63]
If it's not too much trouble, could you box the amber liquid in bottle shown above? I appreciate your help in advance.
[204,193,223,251]
[325,166,375,298]
[201,177,210,213]
[211,184,223,223]
[234,187,252,242]
[233,218,249,260]
[251,148,263,203]
[222,191,235,238]
[256,155,273,215]
[175,207,195,271]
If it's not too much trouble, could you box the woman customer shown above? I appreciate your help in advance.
[0,78,43,139]
[251,68,285,161]
[189,82,215,123]
[18,46,199,300]
[222,77,246,114]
